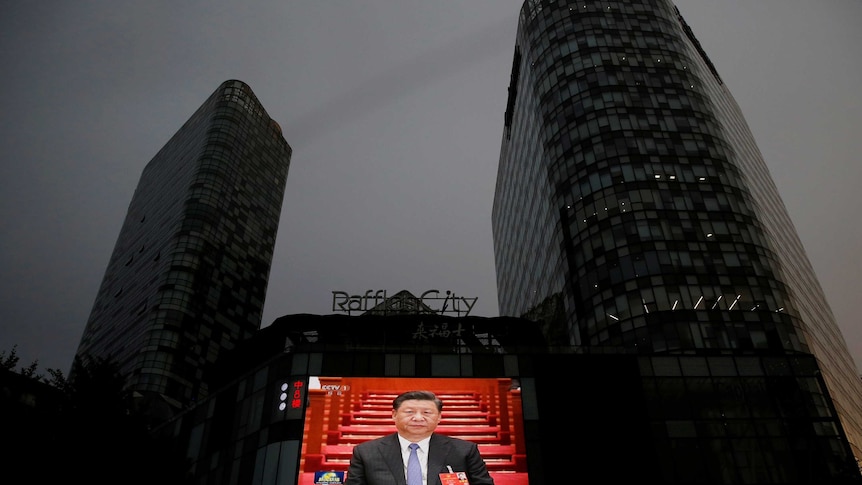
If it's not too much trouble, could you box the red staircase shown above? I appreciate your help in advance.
[300,377,529,485]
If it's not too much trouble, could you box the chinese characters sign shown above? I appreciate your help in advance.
[276,378,306,419]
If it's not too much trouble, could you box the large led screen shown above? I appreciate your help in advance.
[296,377,530,485]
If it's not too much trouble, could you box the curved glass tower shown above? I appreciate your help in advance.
[75,80,292,413]
[493,0,862,462]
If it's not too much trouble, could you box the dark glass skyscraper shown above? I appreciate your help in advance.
[74,80,292,412]
[493,0,862,462]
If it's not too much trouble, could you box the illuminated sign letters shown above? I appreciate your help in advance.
[275,377,306,420]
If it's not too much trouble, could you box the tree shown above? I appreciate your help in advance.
[4,352,193,484]
[0,344,21,370]
[1,344,66,385]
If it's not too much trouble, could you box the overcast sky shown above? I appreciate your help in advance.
[1,1,860,375]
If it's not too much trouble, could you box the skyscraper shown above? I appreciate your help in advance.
[493,0,862,462]
[74,80,292,412]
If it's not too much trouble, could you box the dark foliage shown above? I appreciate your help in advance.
[2,355,193,485]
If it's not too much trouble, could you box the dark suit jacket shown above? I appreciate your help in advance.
[344,433,495,485]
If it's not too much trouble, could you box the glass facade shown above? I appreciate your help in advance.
[75,80,292,408]
[161,314,861,484]
[493,0,862,466]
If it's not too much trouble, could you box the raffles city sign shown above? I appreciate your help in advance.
[331,289,477,316]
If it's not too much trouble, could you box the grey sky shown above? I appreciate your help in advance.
[1,1,860,375]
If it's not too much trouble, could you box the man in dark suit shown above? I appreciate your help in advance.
[344,390,495,485]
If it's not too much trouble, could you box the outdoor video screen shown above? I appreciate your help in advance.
[295,377,530,485]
